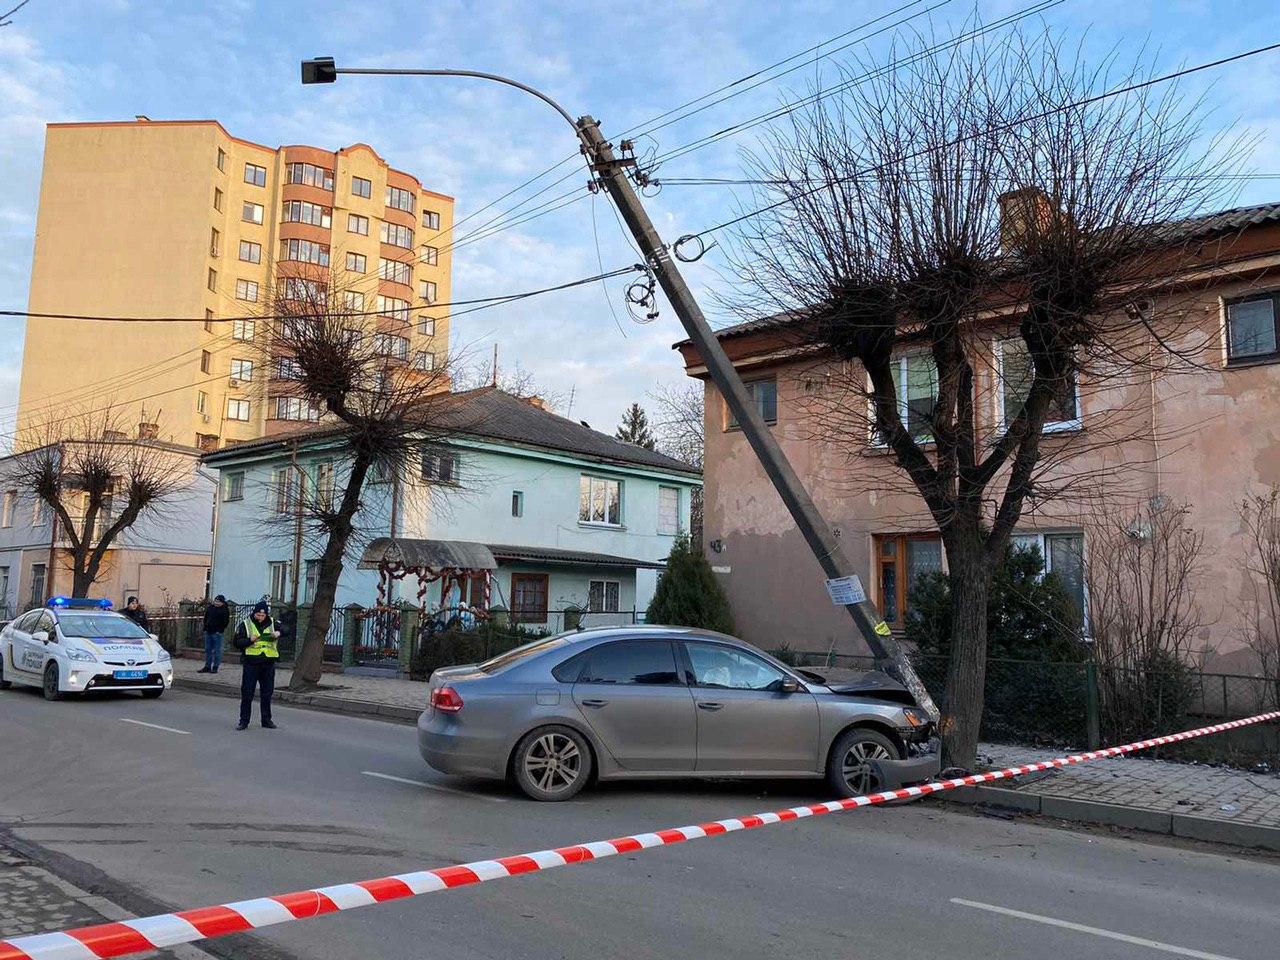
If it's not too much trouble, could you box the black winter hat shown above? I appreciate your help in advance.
[253,600,271,616]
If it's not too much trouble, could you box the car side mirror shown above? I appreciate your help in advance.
[31,630,49,644]
[780,678,803,694]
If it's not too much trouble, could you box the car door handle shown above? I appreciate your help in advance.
[697,702,724,711]
[580,698,608,708]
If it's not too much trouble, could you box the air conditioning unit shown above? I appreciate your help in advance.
[200,414,212,424]
[228,378,241,388]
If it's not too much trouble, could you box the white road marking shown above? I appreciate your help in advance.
[361,770,507,804]
[119,718,191,736]
[950,898,1245,960]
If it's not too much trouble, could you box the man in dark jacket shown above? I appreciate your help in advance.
[232,600,279,731]
[121,597,149,630]
[199,595,230,674]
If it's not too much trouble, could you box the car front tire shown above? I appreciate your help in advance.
[826,727,900,798]
[42,662,63,701]
[141,687,164,699]
[512,725,593,802]
[0,649,11,690]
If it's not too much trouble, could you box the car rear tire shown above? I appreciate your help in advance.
[512,725,593,802]
[141,688,164,699]
[0,651,11,690]
[42,663,63,701]
[826,727,899,798]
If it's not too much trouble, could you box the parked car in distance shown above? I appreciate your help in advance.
[418,625,938,801]
[0,597,173,700]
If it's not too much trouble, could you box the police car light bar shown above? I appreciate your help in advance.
[46,596,113,609]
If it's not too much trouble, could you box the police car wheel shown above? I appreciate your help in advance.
[141,688,164,699]
[42,663,63,701]
[0,652,10,690]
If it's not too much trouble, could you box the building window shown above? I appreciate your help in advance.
[236,240,260,264]
[421,245,438,266]
[273,396,320,422]
[658,486,680,536]
[588,580,621,614]
[1011,531,1086,627]
[230,358,253,382]
[209,228,221,257]
[196,391,208,415]
[418,317,435,337]
[385,185,415,213]
[285,162,334,191]
[422,210,441,230]
[1225,292,1279,364]
[419,280,437,303]
[282,276,324,302]
[0,566,9,606]
[280,238,329,266]
[200,350,211,374]
[268,561,291,602]
[413,351,434,372]
[579,475,622,526]
[343,291,365,312]
[997,338,1079,431]
[244,163,267,187]
[32,498,50,528]
[376,295,410,322]
[511,490,524,518]
[373,332,409,360]
[207,268,217,292]
[240,201,263,225]
[378,257,411,285]
[726,377,777,428]
[345,251,366,273]
[420,449,457,483]
[313,461,335,511]
[348,213,369,236]
[1,490,15,527]
[874,534,944,626]
[216,148,226,172]
[226,398,251,422]
[304,559,321,603]
[275,357,301,380]
[29,564,46,606]
[234,280,259,304]
[203,310,214,333]
[351,176,372,199]
[510,573,549,624]
[282,199,332,228]
[379,221,413,248]
[213,188,223,212]
[873,354,937,444]
[270,468,293,514]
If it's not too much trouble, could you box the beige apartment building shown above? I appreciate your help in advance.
[18,118,454,450]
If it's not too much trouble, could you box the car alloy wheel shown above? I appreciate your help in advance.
[43,663,62,701]
[841,738,892,795]
[523,731,583,795]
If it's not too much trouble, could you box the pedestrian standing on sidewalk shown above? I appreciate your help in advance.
[199,595,230,674]
[120,596,150,630]
[232,600,279,731]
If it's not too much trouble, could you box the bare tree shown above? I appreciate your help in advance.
[453,352,567,412]
[651,381,705,543]
[5,409,190,597]
[726,31,1240,765]
[1239,489,1280,709]
[255,271,469,690]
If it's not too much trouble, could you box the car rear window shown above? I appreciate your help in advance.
[579,640,682,686]
[478,634,573,674]
[57,613,149,640]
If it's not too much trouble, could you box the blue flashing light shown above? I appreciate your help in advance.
[47,597,113,610]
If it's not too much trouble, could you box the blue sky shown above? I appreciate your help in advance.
[2,0,1279,440]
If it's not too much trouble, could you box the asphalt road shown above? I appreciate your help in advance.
[1,683,1277,960]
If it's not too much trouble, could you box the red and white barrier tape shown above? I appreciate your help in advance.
[2,711,1275,960]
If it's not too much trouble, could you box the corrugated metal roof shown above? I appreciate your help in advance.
[358,538,497,571]
[487,544,666,570]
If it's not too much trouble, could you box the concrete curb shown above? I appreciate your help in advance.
[943,783,1280,852]
[174,677,419,725]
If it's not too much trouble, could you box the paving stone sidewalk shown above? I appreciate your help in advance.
[978,741,1280,830]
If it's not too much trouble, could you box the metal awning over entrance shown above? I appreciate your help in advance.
[358,538,497,572]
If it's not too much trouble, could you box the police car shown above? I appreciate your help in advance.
[0,598,173,700]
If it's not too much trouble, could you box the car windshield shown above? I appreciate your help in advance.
[57,613,150,640]
[478,633,575,674]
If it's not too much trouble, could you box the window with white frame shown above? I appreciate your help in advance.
[348,213,369,235]
[223,471,245,502]
[346,251,366,273]
[304,559,321,603]
[1224,292,1279,364]
[872,354,937,444]
[234,279,259,303]
[313,461,335,510]
[225,398,251,421]
[242,201,264,225]
[0,566,9,606]
[280,238,329,266]
[997,338,1079,431]
[421,245,438,266]
[379,258,411,285]
[413,351,434,372]
[273,396,320,422]
[282,199,332,228]
[244,162,267,187]
[380,221,413,247]
[285,162,333,191]
[511,490,524,518]
[275,357,301,380]
[376,296,410,322]
[588,580,621,613]
[229,358,253,382]
[418,316,435,337]
[579,475,622,526]
[422,210,441,230]
[351,176,372,199]
[2,489,16,527]
[385,185,415,213]
[282,276,324,302]
[238,240,261,264]
[268,561,291,602]
[373,332,409,360]
[343,291,365,312]
[232,318,255,340]
[270,467,294,513]
[196,391,207,415]
[1011,531,1086,627]
[419,279,438,303]
[658,486,681,536]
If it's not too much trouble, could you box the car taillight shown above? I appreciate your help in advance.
[431,686,464,713]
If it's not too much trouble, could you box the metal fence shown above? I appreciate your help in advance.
[778,649,1279,768]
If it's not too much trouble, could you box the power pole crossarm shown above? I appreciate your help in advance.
[574,117,938,721]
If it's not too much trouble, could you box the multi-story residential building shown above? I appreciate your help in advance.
[677,201,1280,673]
[17,118,454,451]
[0,441,215,619]
[204,388,701,626]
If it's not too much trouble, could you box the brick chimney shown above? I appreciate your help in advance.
[524,395,546,410]
[998,187,1055,253]
[137,421,159,440]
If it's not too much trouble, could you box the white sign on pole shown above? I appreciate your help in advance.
[825,574,867,606]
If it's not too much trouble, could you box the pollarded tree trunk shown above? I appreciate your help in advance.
[940,528,991,768]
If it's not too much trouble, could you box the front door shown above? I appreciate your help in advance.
[10,610,51,677]
[571,639,697,772]
[680,641,821,773]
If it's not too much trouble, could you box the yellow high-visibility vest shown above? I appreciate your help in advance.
[241,617,279,658]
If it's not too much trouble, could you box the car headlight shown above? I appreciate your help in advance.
[156,648,171,662]
[66,646,97,662]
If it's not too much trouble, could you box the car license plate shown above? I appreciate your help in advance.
[113,669,148,680]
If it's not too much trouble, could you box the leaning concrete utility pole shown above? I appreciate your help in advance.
[299,59,937,720]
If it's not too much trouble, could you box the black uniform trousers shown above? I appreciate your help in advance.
[239,658,276,726]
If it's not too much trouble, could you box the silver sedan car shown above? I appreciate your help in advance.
[418,626,939,801]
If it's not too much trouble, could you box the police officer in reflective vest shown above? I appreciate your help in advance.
[232,600,279,730]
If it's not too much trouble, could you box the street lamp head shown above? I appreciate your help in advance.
[300,57,337,85]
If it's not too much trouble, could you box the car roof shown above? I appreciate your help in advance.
[561,624,752,649]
